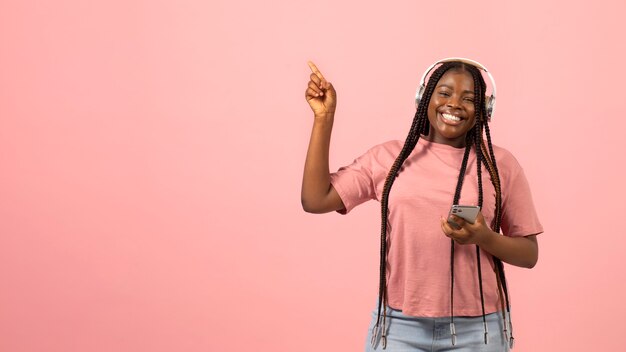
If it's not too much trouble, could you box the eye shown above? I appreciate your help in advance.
[464,97,475,103]
[438,91,451,97]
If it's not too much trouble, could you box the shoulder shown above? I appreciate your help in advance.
[346,140,402,173]
[487,143,529,191]
[349,140,403,161]
[366,139,403,158]
[489,142,523,174]
[356,140,403,166]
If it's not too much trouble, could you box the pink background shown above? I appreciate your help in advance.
[1,0,624,351]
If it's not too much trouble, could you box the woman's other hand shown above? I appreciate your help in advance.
[440,212,539,268]
[440,212,491,246]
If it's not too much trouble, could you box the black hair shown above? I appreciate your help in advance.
[370,62,514,349]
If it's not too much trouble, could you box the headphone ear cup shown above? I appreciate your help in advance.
[415,85,425,108]
[485,96,494,119]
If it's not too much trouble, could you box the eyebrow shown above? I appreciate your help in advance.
[437,84,475,95]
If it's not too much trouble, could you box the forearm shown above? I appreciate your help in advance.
[301,114,335,212]
[477,231,538,269]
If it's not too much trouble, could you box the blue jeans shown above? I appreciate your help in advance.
[365,306,511,352]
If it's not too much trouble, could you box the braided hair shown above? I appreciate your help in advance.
[371,61,515,349]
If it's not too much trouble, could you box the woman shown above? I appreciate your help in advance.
[301,59,543,351]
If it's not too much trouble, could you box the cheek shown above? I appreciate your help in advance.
[465,106,477,122]
[427,99,439,119]
[424,108,432,122]
[467,117,478,130]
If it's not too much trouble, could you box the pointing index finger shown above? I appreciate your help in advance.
[307,61,327,85]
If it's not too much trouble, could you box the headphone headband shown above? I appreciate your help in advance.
[415,57,497,121]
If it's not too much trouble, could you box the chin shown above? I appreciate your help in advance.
[436,126,468,139]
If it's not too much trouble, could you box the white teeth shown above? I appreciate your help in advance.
[442,113,461,122]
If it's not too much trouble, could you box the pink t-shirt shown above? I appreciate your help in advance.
[329,138,543,317]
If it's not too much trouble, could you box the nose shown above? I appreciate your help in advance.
[446,95,462,109]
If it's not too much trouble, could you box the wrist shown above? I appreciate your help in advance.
[476,228,497,247]
[314,111,335,121]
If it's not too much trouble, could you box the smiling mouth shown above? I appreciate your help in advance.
[438,112,465,125]
[442,113,462,122]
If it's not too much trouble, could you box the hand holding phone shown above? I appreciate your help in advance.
[447,205,481,229]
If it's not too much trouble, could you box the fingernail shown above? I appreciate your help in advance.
[320,91,324,96]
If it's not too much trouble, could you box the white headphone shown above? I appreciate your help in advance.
[415,57,497,121]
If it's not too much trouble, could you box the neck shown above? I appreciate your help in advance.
[421,132,468,148]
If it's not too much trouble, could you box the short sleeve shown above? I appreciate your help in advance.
[329,152,377,215]
[329,141,400,215]
[499,155,544,237]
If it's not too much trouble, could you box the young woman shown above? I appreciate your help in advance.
[301,58,543,351]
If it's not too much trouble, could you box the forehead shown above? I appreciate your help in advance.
[435,69,475,91]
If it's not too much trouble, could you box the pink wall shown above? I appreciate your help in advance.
[1,0,623,351]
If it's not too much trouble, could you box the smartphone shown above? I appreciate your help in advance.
[447,205,481,229]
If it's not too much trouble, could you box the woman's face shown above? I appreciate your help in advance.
[426,69,477,148]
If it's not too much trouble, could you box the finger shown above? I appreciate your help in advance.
[445,216,462,230]
[324,80,335,93]
[309,73,322,87]
[307,61,328,88]
[305,87,321,99]
[449,215,466,228]
[440,217,454,236]
[308,77,324,94]
[307,61,326,80]
[474,211,486,224]
[308,81,323,96]
[441,221,449,236]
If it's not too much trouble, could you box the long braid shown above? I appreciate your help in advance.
[447,64,489,346]
[480,141,502,231]
[484,122,502,230]
[467,66,490,344]
[373,110,423,348]
[480,140,507,319]
[449,137,472,346]
[484,120,515,347]
[372,62,459,349]
[475,95,512,346]
[462,65,513,346]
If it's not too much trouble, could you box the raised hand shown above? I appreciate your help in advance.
[305,61,337,117]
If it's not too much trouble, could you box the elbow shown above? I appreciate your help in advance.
[301,198,322,214]
[521,235,539,269]
[524,259,537,269]
[510,258,536,269]
[301,196,336,214]
[523,254,539,269]
[301,201,314,213]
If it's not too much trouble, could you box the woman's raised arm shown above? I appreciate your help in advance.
[301,61,344,213]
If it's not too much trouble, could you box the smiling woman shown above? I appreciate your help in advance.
[301,59,543,352]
